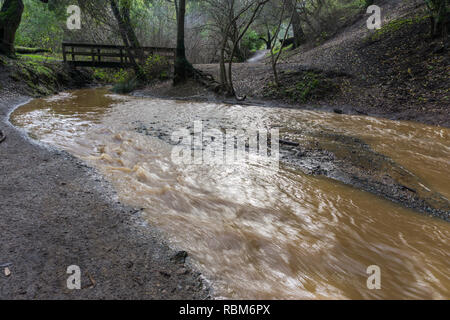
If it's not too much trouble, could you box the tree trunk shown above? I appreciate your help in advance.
[120,3,140,48]
[121,1,146,62]
[0,0,25,56]
[227,1,268,98]
[109,0,143,78]
[174,0,193,85]
[284,0,304,48]
[230,20,246,61]
[260,29,273,50]
[435,0,448,38]
[270,1,293,87]
[427,0,448,38]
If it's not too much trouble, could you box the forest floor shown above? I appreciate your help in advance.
[188,0,449,127]
[0,60,210,299]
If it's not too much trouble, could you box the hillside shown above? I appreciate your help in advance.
[198,0,449,127]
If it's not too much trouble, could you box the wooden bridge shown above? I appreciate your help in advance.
[62,42,176,68]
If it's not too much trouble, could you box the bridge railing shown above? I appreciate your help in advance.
[62,42,176,68]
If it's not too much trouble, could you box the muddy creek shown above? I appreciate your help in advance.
[10,88,450,299]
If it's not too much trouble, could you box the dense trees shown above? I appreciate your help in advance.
[6,1,448,61]
[0,0,48,56]
[425,0,449,37]
[1,0,447,89]
[208,0,269,95]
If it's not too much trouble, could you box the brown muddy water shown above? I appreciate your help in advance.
[10,88,450,299]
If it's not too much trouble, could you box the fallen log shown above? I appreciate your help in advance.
[15,46,51,54]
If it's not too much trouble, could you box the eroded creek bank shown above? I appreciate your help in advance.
[0,93,209,299]
[10,88,450,299]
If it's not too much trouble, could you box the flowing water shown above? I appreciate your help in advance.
[10,88,450,299]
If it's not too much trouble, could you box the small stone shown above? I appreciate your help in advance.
[159,270,171,278]
[4,267,11,277]
[171,250,188,264]
[177,268,188,275]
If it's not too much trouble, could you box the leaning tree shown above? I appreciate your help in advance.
[424,0,449,37]
[0,0,49,56]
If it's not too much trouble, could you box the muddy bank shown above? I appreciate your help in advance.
[279,131,449,221]
[0,92,210,299]
[0,55,93,98]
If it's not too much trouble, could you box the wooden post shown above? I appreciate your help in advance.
[71,46,75,61]
[98,48,101,62]
[62,44,67,62]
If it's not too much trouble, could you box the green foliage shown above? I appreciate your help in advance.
[18,53,59,62]
[364,0,374,8]
[7,56,62,95]
[142,54,171,80]
[424,0,449,36]
[98,65,143,94]
[241,30,265,53]
[17,59,54,80]
[369,16,430,41]
[264,71,336,103]
[15,0,64,52]
[93,68,130,84]
[284,72,322,102]
[92,69,110,83]
[112,77,139,94]
[271,43,293,56]
[424,0,449,21]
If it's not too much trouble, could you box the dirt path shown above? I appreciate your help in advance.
[0,91,210,299]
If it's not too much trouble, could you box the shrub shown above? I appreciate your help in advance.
[112,77,139,94]
[142,54,171,80]
[241,30,265,55]
[93,68,131,84]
